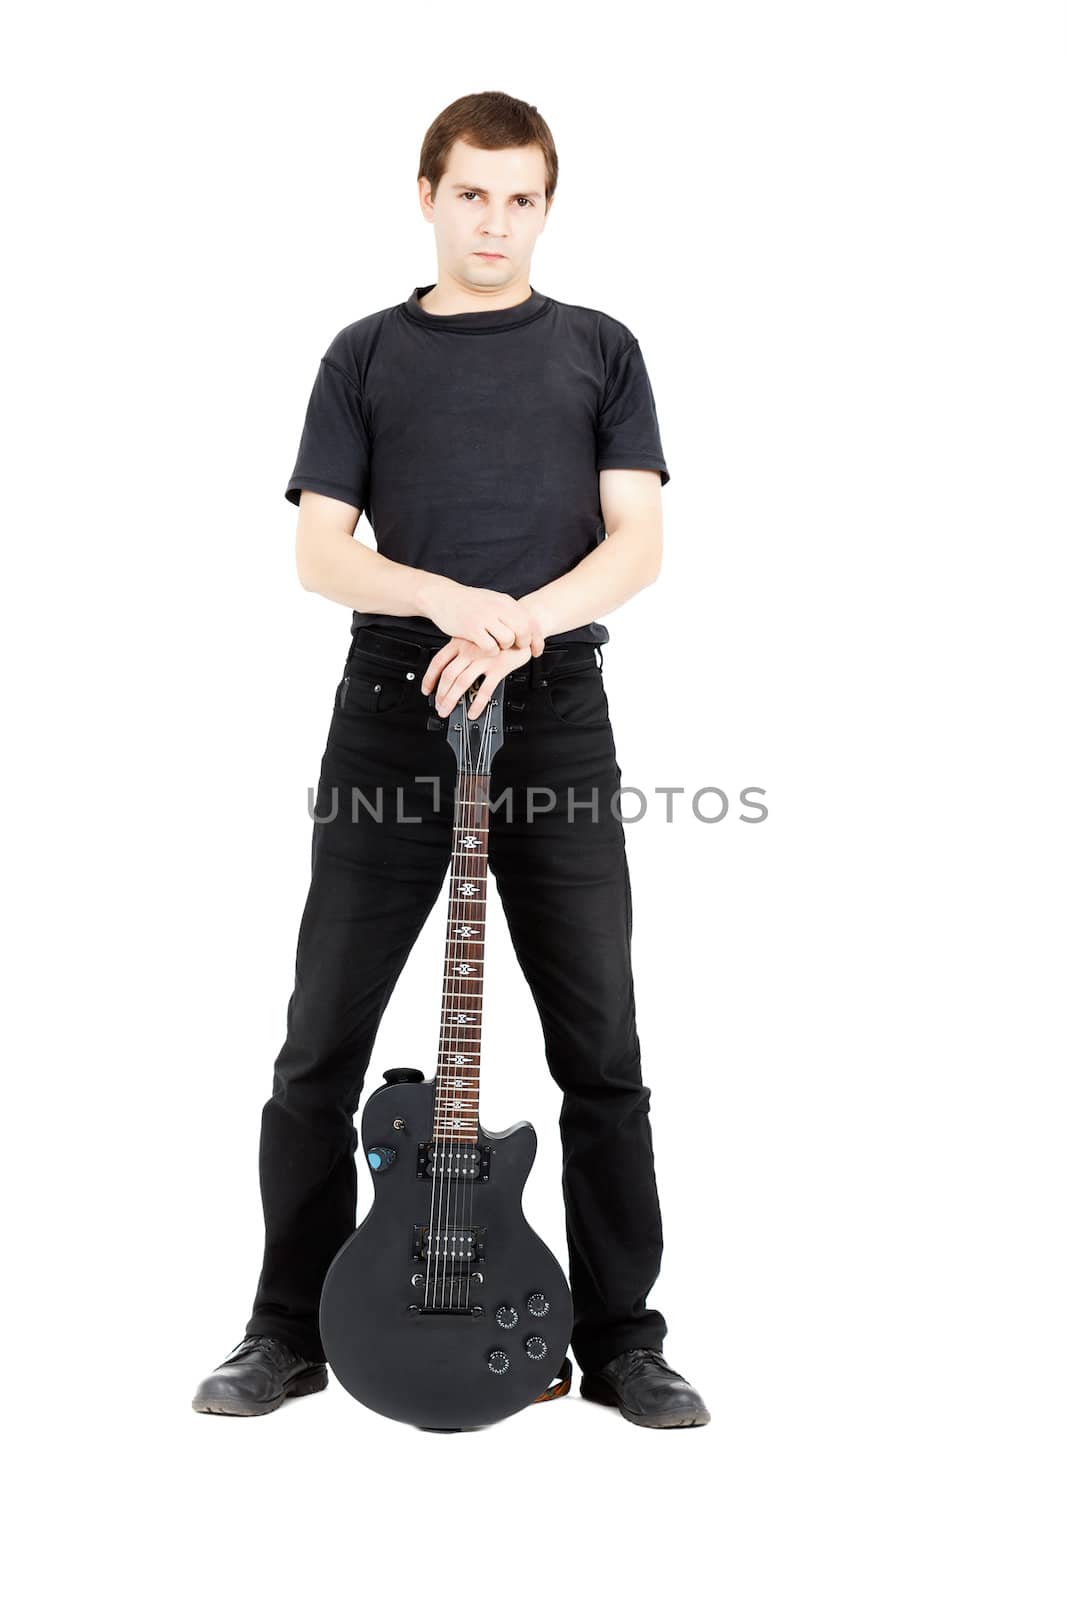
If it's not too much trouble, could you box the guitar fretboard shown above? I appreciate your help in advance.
[433,770,490,1144]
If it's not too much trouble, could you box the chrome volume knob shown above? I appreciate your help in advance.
[488,1350,509,1375]
[495,1304,519,1329]
[527,1292,549,1318]
[525,1335,548,1361]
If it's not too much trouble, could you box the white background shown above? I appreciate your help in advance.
[3,2,1063,1595]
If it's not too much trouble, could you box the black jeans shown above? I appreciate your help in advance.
[244,625,668,1374]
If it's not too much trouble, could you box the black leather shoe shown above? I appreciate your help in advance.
[191,1335,328,1417]
[579,1348,710,1428]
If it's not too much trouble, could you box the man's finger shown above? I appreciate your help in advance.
[436,656,484,714]
[436,673,466,712]
[466,670,503,719]
[422,641,460,694]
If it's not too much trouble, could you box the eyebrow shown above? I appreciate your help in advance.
[451,182,544,201]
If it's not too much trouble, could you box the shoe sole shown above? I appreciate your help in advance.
[192,1365,328,1417]
[579,1373,709,1428]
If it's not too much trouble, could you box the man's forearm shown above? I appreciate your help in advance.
[299,518,662,642]
[300,532,440,619]
[520,521,662,640]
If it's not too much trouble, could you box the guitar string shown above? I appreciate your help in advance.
[426,685,456,1312]
[457,691,488,1310]
[460,700,489,1312]
[442,707,467,1311]
[444,691,476,1312]
[461,695,490,1310]
[427,680,483,1311]
[428,694,463,1312]
[448,706,469,1311]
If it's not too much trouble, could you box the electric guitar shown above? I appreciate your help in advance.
[319,682,574,1431]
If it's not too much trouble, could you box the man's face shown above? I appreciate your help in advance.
[419,137,551,289]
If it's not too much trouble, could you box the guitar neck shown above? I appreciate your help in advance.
[433,770,490,1144]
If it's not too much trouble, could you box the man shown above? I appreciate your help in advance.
[193,90,709,1429]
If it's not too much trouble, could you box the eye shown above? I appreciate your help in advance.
[460,191,535,207]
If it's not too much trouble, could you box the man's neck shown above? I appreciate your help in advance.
[419,277,534,316]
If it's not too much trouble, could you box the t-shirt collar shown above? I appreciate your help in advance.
[401,282,550,333]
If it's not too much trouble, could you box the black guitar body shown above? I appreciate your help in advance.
[319,1069,574,1431]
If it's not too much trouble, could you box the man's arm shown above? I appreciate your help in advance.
[293,490,544,656]
[294,491,427,614]
[518,467,664,639]
[422,467,665,718]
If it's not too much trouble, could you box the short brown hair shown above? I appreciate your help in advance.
[418,91,558,206]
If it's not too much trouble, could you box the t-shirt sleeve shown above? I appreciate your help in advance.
[596,337,670,486]
[284,351,371,510]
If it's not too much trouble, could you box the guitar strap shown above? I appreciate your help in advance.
[530,1354,572,1403]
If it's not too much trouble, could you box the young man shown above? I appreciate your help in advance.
[193,91,709,1429]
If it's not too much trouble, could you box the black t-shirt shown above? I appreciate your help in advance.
[284,282,670,647]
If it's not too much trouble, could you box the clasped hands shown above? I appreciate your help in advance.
[418,577,546,720]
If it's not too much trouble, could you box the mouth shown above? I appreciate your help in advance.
[473,251,505,259]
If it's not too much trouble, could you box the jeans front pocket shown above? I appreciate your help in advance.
[542,661,610,728]
[337,650,421,716]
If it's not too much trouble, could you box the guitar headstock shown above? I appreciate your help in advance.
[444,684,505,774]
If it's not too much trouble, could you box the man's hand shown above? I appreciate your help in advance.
[417,575,545,659]
[423,637,536,720]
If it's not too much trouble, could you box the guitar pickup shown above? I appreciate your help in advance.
[412,1224,487,1263]
[417,1142,491,1182]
